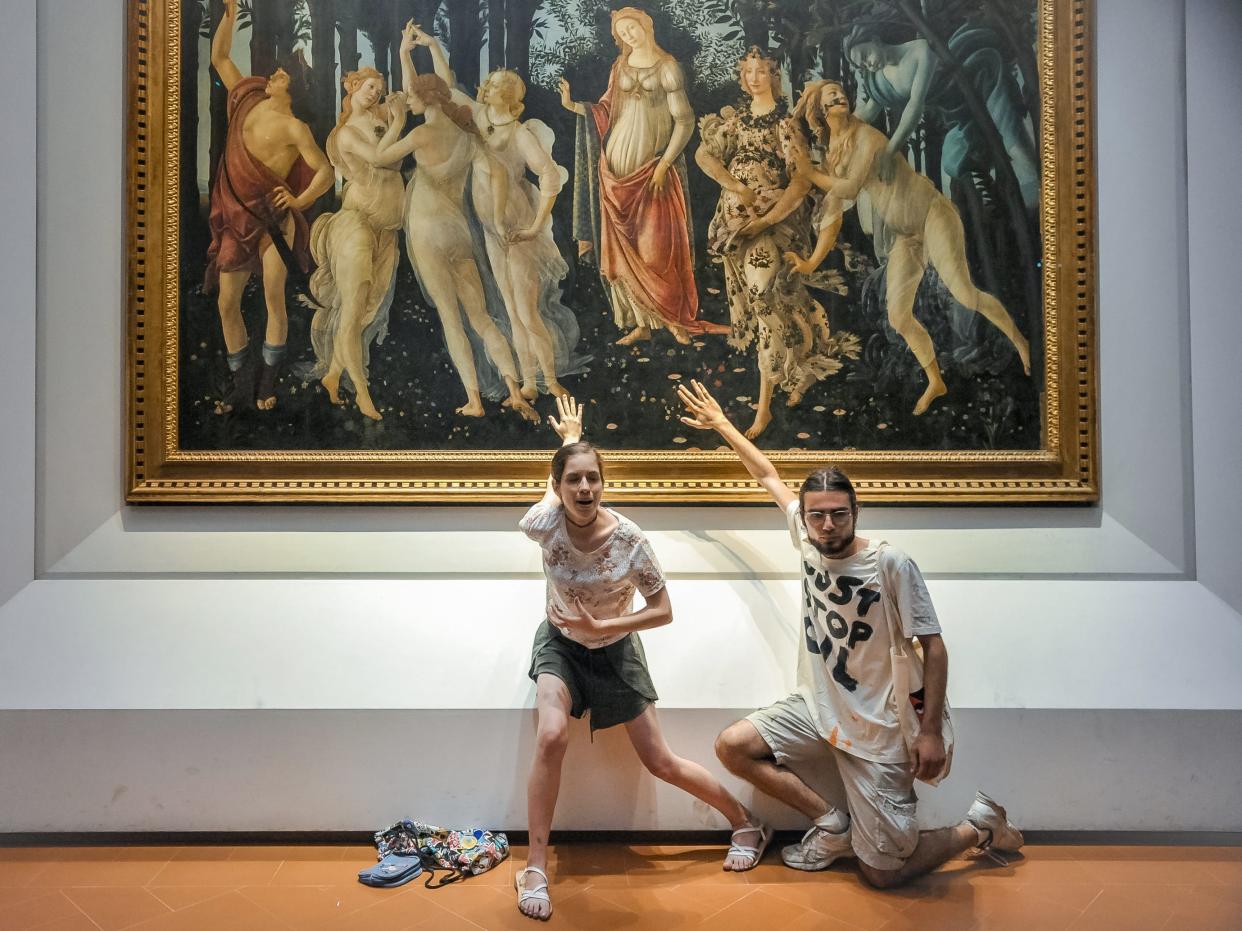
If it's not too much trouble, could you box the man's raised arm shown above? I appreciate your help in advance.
[210,0,244,93]
[677,380,795,511]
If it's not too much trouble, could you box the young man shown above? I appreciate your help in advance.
[677,380,1023,888]
[205,0,334,414]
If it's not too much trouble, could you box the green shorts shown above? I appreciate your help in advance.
[528,621,658,732]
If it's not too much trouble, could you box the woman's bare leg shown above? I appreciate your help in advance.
[522,674,573,920]
[886,237,945,415]
[745,370,776,439]
[624,705,759,870]
[925,200,1030,374]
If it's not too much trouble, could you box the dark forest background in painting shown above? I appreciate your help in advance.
[178,0,1042,453]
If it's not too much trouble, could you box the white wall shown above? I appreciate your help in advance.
[2,0,1240,834]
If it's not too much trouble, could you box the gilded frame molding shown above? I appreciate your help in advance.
[125,0,1097,504]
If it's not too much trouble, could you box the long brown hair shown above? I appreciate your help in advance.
[338,67,385,129]
[609,7,668,72]
[409,72,482,138]
[796,79,858,176]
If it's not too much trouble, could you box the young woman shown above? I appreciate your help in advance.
[696,48,856,439]
[304,67,402,421]
[514,395,769,921]
[560,7,727,345]
[366,22,538,423]
[410,23,583,402]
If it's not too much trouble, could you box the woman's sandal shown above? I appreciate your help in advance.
[515,865,552,920]
[725,822,773,871]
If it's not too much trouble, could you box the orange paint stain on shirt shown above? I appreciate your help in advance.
[828,725,839,747]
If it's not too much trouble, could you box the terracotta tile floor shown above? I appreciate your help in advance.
[0,842,1239,930]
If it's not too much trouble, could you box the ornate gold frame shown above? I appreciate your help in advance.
[125,0,1097,504]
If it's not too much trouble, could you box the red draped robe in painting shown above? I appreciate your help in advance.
[586,69,724,335]
[204,76,315,293]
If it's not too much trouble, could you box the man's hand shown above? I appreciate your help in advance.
[547,394,584,444]
[677,379,730,433]
[549,598,607,638]
[909,731,947,781]
[270,186,296,211]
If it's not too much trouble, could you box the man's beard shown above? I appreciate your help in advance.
[810,530,855,558]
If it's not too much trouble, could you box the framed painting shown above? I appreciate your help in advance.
[125,0,1097,503]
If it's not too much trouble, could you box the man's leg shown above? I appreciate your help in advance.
[715,718,830,821]
[256,227,291,411]
[214,269,253,414]
[717,703,855,872]
[836,752,1023,889]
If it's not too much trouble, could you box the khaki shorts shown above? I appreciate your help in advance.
[747,693,919,871]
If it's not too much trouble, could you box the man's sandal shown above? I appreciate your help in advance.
[725,822,773,871]
[515,865,552,920]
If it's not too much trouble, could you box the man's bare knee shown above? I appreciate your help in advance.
[715,721,762,770]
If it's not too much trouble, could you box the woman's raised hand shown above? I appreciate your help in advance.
[677,380,730,432]
[559,77,574,112]
[409,21,434,47]
[548,394,585,443]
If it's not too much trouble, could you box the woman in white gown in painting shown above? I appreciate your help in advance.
[369,22,538,422]
[306,68,403,422]
[410,23,584,402]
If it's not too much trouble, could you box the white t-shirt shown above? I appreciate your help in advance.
[520,501,667,649]
[785,499,941,763]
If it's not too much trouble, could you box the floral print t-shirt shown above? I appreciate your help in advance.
[520,501,667,649]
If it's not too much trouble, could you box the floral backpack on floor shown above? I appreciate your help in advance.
[374,819,510,888]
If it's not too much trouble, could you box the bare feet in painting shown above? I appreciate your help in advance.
[616,326,651,345]
[912,376,947,416]
[357,389,383,421]
[456,399,486,417]
[505,396,540,423]
[744,406,772,439]
[545,379,570,400]
[321,372,346,406]
[786,373,819,408]
[520,382,539,402]
[501,378,541,423]
[670,325,692,346]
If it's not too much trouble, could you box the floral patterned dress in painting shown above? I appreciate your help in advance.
[699,102,858,397]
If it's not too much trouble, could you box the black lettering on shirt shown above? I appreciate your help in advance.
[856,587,881,617]
[828,575,862,605]
[848,620,873,648]
[831,647,858,691]
[825,609,849,640]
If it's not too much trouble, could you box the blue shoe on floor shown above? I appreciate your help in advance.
[357,853,423,888]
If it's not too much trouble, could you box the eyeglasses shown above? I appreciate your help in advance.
[803,508,853,526]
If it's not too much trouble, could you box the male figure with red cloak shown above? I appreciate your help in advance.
[205,0,334,413]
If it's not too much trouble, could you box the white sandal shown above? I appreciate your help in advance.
[515,865,552,920]
[725,822,772,871]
